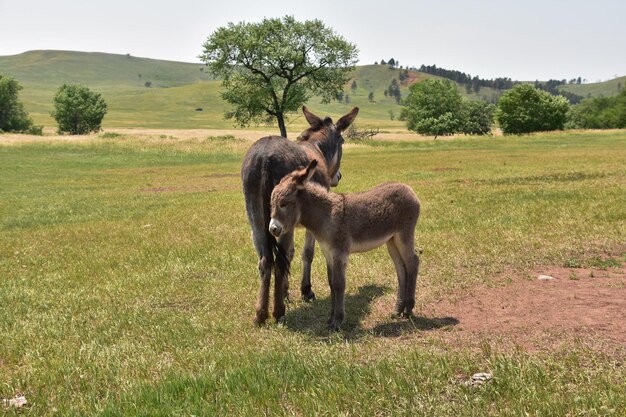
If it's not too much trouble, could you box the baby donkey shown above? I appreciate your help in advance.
[269,160,420,330]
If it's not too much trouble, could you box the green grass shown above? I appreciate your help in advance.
[1,130,625,416]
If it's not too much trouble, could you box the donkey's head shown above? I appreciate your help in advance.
[298,106,358,187]
[269,160,318,238]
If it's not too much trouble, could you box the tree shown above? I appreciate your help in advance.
[51,84,107,135]
[460,100,495,135]
[401,79,462,138]
[566,89,626,129]
[200,16,358,138]
[388,78,402,104]
[496,84,569,134]
[0,74,40,134]
[368,91,374,102]
[351,80,357,92]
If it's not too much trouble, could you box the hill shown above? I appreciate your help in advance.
[1,50,622,131]
[0,50,432,130]
[558,76,625,98]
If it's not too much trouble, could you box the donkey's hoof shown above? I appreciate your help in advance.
[327,322,341,332]
[273,307,286,322]
[254,312,268,326]
[302,290,316,302]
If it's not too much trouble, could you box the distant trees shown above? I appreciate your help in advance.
[566,89,626,129]
[368,92,374,102]
[351,80,357,92]
[0,74,41,134]
[534,79,583,104]
[51,84,107,135]
[418,64,507,90]
[496,84,569,134]
[387,79,402,103]
[200,16,357,137]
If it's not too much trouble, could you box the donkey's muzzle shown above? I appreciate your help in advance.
[268,219,283,237]
[331,170,342,187]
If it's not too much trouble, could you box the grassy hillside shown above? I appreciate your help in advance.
[559,75,625,98]
[1,50,622,131]
[0,51,421,130]
[0,50,213,87]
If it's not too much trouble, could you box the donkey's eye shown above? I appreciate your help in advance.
[279,202,289,208]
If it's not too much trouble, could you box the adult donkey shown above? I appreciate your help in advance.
[241,106,359,325]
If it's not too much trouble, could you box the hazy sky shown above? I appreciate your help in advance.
[1,0,624,82]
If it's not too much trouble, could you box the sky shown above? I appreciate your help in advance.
[1,0,624,82]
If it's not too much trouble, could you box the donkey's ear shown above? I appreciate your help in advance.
[336,107,359,132]
[296,160,317,189]
[302,106,323,127]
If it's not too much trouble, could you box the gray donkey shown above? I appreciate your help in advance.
[242,106,359,325]
[269,160,421,330]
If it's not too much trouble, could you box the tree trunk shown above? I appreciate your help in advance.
[277,112,287,138]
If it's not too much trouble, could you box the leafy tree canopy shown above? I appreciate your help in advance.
[51,84,107,135]
[566,89,626,129]
[0,74,40,134]
[496,84,569,134]
[200,16,358,137]
[401,79,462,137]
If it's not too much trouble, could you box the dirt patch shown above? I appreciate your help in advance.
[419,263,626,351]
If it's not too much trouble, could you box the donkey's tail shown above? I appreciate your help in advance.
[261,159,290,278]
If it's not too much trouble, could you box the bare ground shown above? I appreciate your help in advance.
[416,262,626,352]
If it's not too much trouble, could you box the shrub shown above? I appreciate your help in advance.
[401,79,462,138]
[0,74,42,134]
[460,100,495,135]
[496,84,569,134]
[51,84,107,135]
[566,90,626,129]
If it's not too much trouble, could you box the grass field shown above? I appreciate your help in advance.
[1,129,625,415]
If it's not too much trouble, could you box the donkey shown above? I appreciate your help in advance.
[241,106,359,325]
[269,160,421,330]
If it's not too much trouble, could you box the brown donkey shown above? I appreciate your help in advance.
[269,160,421,330]
[242,106,359,325]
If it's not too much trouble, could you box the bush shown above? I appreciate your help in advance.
[496,84,569,134]
[402,79,495,138]
[566,90,626,129]
[0,74,42,134]
[51,84,107,135]
[401,79,462,138]
[460,100,495,135]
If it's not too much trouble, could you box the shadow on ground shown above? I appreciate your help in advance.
[284,284,459,340]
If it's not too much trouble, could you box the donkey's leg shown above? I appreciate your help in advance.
[386,239,407,317]
[325,260,335,326]
[328,254,347,331]
[394,232,419,317]
[251,228,272,325]
[300,230,317,301]
[273,231,294,322]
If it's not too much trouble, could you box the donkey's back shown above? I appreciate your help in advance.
[344,182,420,251]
